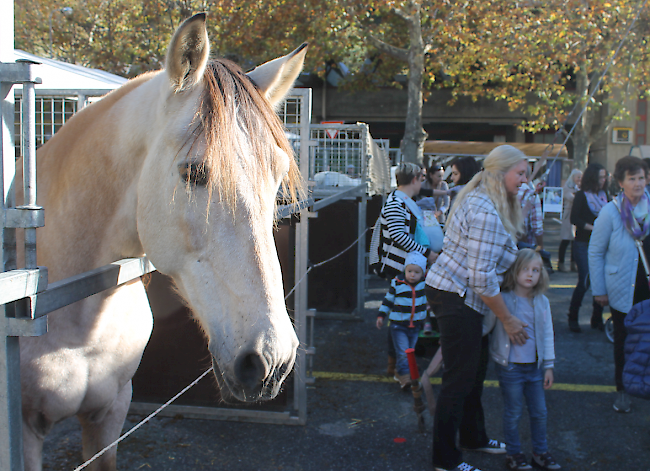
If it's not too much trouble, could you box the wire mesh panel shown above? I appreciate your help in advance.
[310,127,364,177]
[14,96,77,156]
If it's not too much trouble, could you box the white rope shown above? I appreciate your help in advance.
[72,367,213,471]
[284,226,371,301]
[73,224,372,470]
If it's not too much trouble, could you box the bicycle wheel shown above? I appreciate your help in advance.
[605,317,614,343]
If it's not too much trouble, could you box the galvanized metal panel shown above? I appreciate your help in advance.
[32,257,155,318]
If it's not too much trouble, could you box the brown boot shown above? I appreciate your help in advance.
[393,373,412,390]
[387,356,396,377]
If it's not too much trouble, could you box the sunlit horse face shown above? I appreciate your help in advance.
[135,14,306,402]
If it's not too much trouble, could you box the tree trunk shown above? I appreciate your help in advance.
[570,61,594,171]
[366,0,428,166]
[571,128,590,171]
[401,3,428,165]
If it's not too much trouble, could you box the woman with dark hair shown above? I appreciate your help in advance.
[567,163,608,332]
[448,157,481,205]
[419,164,450,222]
[590,156,650,413]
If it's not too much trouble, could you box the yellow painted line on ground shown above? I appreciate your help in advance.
[549,284,575,288]
[312,371,616,393]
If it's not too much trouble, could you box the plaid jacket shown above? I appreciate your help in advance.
[425,188,518,315]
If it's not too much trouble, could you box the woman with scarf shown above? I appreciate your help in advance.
[589,156,650,413]
[567,163,607,333]
[558,169,583,272]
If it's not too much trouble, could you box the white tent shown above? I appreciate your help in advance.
[12,49,127,92]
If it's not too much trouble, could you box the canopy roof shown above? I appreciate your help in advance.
[423,140,568,159]
[11,49,127,91]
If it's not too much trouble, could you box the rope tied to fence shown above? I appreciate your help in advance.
[73,222,372,470]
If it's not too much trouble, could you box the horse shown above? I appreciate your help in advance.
[17,13,307,470]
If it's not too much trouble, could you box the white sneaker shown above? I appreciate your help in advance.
[435,462,482,471]
[462,439,507,454]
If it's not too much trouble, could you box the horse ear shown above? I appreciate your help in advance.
[166,13,210,93]
[247,43,308,107]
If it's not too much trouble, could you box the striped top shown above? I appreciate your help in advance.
[378,275,428,323]
[425,187,518,315]
[380,190,430,273]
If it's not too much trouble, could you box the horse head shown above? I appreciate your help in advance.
[136,14,306,402]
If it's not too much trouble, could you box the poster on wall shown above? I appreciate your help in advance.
[542,187,563,217]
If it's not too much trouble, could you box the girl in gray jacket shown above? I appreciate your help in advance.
[489,249,560,471]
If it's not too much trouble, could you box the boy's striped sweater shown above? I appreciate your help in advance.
[378,275,427,323]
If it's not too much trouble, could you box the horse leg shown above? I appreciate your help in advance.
[23,414,50,471]
[78,380,132,471]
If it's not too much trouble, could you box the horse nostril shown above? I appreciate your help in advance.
[234,352,267,392]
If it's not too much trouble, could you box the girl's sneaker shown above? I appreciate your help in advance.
[506,453,532,470]
[434,462,482,471]
[532,452,561,470]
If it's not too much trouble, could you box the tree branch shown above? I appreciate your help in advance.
[366,34,409,62]
[393,7,414,25]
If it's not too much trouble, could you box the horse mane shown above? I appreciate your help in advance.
[189,58,303,211]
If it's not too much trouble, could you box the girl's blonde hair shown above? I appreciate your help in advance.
[447,144,525,240]
[501,248,549,297]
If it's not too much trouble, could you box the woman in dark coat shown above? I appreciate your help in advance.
[567,163,608,332]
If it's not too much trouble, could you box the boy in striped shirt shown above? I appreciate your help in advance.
[377,252,428,390]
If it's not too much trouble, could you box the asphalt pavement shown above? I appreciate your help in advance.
[42,218,650,471]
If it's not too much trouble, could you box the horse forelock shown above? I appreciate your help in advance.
[185,58,302,214]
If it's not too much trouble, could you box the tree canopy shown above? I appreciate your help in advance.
[14,0,650,168]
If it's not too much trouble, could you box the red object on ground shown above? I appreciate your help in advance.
[406,348,420,380]
[393,437,407,443]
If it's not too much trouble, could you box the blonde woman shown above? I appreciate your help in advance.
[425,145,530,471]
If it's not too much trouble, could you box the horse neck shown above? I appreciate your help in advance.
[36,73,160,282]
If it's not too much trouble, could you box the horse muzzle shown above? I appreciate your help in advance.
[210,348,296,403]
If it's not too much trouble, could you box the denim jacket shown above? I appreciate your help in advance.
[589,194,646,314]
[489,291,555,369]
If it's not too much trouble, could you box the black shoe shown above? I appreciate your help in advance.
[591,313,604,331]
[568,319,581,333]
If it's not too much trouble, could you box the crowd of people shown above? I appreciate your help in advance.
[374,147,650,471]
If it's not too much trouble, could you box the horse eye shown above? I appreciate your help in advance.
[179,162,209,186]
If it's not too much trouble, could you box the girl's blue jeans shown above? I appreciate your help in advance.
[496,363,548,456]
[390,322,420,376]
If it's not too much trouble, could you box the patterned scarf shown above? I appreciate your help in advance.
[620,193,650,241]
[584,190,608,216]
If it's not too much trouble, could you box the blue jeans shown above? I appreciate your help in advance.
[390,322,420,376]
[496,363,548,456]
[569,240,602,319]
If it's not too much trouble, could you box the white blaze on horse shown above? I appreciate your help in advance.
[18,13,306,471]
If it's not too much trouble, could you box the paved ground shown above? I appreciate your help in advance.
[43,219,650,471]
